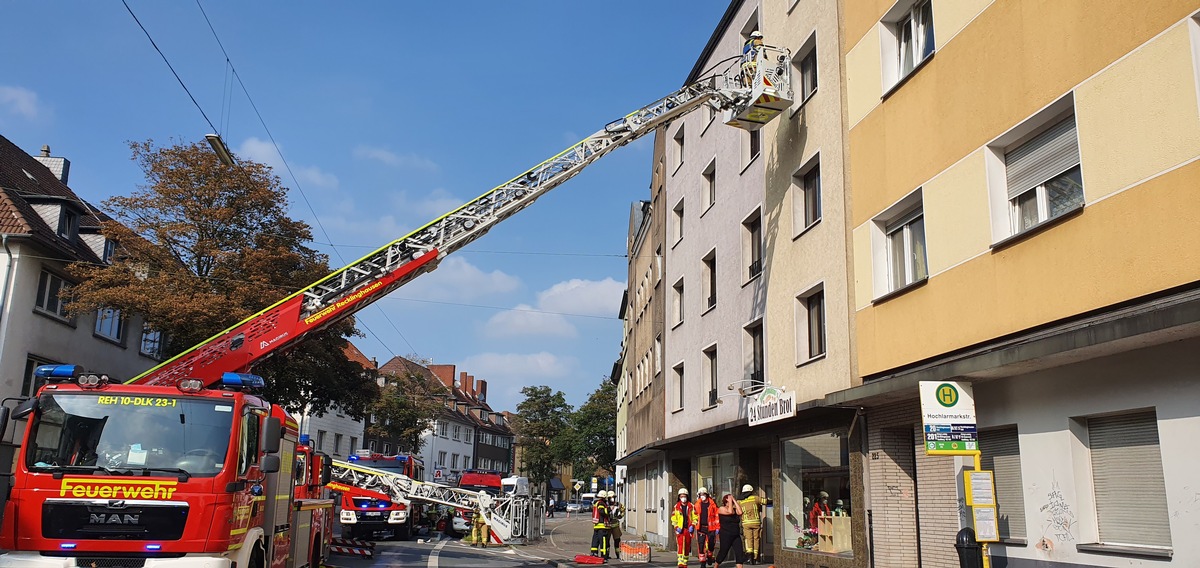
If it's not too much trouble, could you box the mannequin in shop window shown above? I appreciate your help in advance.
[807,491,832,530]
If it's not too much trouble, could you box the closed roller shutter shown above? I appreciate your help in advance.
[979,427,1026,539]
[1089,411,1171,547]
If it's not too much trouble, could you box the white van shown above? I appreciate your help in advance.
[501,476,530,497]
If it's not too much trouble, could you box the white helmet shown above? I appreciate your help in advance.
[697,487,708,495]
[742,484,754,493]
[678,487,689,496]
[601,491,611,498]
[749,31,763,39]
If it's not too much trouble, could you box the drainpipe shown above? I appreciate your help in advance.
[0,234,26,364]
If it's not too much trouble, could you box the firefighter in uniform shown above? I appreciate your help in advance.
[605,491,626,559]
[591,491,611,559]
[738,484,768,564]
[695,487,720,567]
[671,487,699,567]
[470,505,490,548]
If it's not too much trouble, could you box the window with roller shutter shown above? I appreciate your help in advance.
[1086,410,1171,549]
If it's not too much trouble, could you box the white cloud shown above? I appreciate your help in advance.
[389,188,464,220]
[354,145,438,171]
[480,277,624,338]
[0,86,40,119]
[482,304,577,339]
[536,277,626,317]
[398,256,520,302]
[236,137,338,189]
[459,352,575,381]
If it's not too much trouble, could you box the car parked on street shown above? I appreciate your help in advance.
[565,501,584,513]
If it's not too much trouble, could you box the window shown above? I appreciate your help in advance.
[704,347,718,407]
[702,161,717,211]
[22,356,58,397]
[978,427,1025,540]
[748,130,761,163]
[673,126,686,171]
[674,363,685,410]
[703,252,717,311]
[350,436,358,453]
[1086,411,1171,548]
[744,212,762,280]
[316,430,327,451]
[57,208,78,239]
[238,413,261,475]
[369,440,377,452]
[465,429,473,443]
[383,443,391,454]
[896,0,934,79]
[334,433,343,455]
[438,421,448,437]
[795,285,826,362]
[1005,117,1083,234]
[464,455,471,468]
[798,44,818,103]
[746,321,764,387]
[35,270,71,320]
[453,424,461,441]
[452,454,459,469]
[794,161,821,234]
[94,308,124,342]
[102,240,117,263]
[886,206,927,291]
[438,451,447,467]
[696,451,737,501]
[140,325,166,359]
[654,335,662,375]
[672,198,685,244]
[672,278,685,325]
[780,431,852,555]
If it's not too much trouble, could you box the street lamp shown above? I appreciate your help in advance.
[205,133,236,167]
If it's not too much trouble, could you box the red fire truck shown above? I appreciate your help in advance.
[0,41,791,566]
[328,453,424,540]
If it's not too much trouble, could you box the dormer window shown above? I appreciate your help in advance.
[57,208,78,239]
[102,240,117,263]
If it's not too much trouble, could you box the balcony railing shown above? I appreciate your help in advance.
[748,259,762,279]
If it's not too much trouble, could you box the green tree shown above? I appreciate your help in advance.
[66,139,375,417]
[511,386,573,489]
[365,370,448,454]
[566,378,618,479]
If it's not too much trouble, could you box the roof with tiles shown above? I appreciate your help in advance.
[0,135,105,263]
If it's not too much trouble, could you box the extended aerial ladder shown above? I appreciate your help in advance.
[124,43,792,389]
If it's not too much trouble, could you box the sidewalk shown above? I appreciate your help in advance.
[524,516,682,568]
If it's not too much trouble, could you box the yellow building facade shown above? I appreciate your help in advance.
[833,1,1200,566]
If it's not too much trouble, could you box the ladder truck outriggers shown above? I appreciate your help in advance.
[0,42,792,567]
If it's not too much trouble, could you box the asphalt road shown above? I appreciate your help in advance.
[323,536,559,568]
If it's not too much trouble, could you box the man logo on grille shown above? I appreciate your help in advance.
[90,513,140,525]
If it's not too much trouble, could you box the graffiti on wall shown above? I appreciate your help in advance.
[1038,479,1077,549]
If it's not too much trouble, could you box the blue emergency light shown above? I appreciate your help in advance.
[221,372,266,389]
[34,365,81,380]
[299,434,310,444]
[347,454,359,461]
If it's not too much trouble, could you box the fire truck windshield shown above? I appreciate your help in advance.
[24,393,235,478]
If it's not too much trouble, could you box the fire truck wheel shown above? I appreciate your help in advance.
[249,539,266,568]
[392,525,411,541]
[310,535,323,566]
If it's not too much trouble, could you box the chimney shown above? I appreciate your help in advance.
[429,364,456,389]
[34,145,70,184]
[477,380,488,403]
[458,372,469,391]
[370,357,379,369]
[463,373,475,395]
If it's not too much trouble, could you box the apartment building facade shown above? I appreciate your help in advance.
[616,133,670,547]
[0,138,161,465]
[293,342,373,459]
[835,1,1200,566]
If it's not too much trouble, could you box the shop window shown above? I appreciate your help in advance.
[781,431,852,556]
[696,451,737,498]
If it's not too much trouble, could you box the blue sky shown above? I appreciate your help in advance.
[2,1,730,413]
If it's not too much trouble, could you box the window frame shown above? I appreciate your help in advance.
[745,320,765,388]
[673,363,685,411]
[34,269,73,321]
[140,325,166,360]
[94,307,124,343]
[672,277,685,327]
[798,43,818,104]
[672,126,686,173]
[744,211,763,281]
[703,346,718,409]
[702,160,717,213]
[672,198,685,245]
[702,250,717,313]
